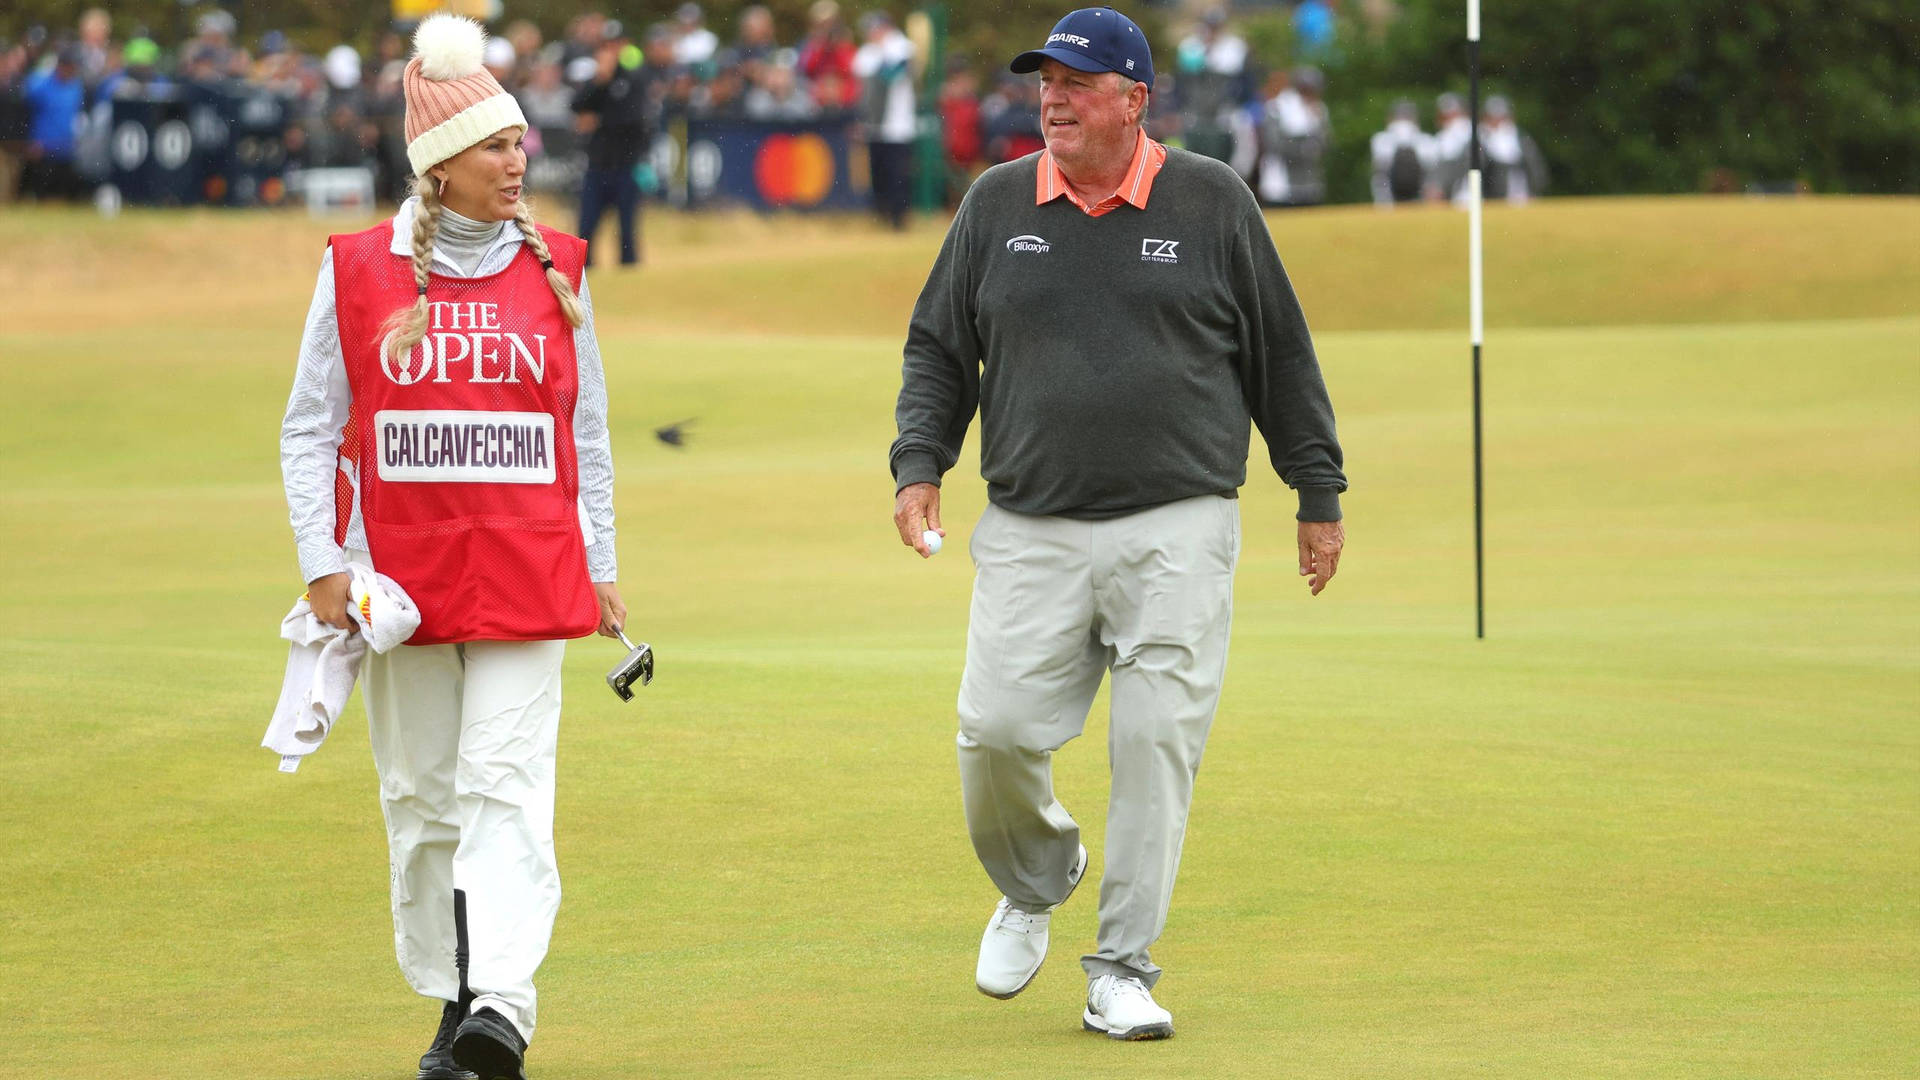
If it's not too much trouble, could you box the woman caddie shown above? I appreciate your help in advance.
[279,14,624,1080]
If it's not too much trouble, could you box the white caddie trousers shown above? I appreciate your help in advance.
[349,549,565,1046]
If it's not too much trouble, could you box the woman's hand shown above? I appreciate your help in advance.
[593,582,627,638]
[308,572,355,632]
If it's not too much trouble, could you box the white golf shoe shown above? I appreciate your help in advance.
[974,844,1088,999]
[1082,973,1174,1040]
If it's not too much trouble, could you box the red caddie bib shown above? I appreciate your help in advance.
[329,221,599,645]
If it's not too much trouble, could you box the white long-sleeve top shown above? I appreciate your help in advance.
[281,197,618,586]
[1371,118,1439,206]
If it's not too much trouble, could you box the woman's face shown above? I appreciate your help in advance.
[429,126,527,221]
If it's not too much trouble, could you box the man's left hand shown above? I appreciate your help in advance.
[593,582,628,638]
[1298,520,1345,596]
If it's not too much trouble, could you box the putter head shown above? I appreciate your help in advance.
[607,640,654,702]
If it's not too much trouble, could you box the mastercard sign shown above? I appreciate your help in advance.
[752,133,836,208]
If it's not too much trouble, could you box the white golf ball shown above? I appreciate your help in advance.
[922,530,943,555]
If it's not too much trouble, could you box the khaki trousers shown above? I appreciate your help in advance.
[957,494,1239,988]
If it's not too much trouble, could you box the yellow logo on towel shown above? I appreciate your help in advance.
[360,595,373,624]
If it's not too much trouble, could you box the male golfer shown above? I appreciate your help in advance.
[889,6,1346,1041]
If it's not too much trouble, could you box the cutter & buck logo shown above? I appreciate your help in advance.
[1141,238,1180,263]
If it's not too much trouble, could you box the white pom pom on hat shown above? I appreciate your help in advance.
[402,13,527,175]
[413,13,487,80]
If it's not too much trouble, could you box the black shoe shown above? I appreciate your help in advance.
[451,1007,527,1080]
[419,999,477,1080]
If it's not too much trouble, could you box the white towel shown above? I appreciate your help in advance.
[347,563,421,654]
[264,566,420,771]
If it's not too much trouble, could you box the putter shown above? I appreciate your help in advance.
[606,628,654,701]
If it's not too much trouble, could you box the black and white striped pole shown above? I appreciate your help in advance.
[1468,0,1486,639]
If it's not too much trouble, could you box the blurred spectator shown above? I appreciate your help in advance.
[1369,98,1434,205]
[84,33,172,186]
[300,45,373,170]
[365,31,410,201]
[674,4,720,67]
[252,32,303,99]
[1293,0,1338,60]
[1174,10,1252,166]
[504,20,544,86]
[938,55,982,193]
[1179,9,1251,83]
[23,47,85,200]
[563,12,607,71]
[980,71,1042,163]
[323,45,362,107]
[100,38,171,100]
[307,99,370,169]
[573,21,651,267]
[0,42,29,201]
[744,53,820,121]
[193,9,241,72]
[700,48,749,117]
[637,23,690,121]
[1479,95,1548,203]
[518,46,575,131]
[1256,66,1331,206]
[799,1,859,113]
[519,44,583,196]
[484,36,516,84]
[1358,0,1403,39]
[852,10,915,229]
[735,6,779,69]
[1431,92,1470,201]
[76,8,114,85]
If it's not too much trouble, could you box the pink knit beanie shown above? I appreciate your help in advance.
[402,14,527,177]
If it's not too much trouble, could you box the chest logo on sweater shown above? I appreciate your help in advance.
[379,302,549,387]
[1006,234,1052,254]
[1141,238,1181,263]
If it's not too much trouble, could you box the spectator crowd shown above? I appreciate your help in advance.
[1,3,1546,216]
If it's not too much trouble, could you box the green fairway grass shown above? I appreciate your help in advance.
[1,197,1915,1078]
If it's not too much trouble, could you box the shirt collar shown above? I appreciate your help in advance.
[388,195,525,272]
[1034,127,1166,214]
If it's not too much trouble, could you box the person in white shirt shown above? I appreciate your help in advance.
[1432,92,1472,203]
[1369,98,1436,206]
[1257,66,1332,206]
[1480,94,1548,203]
[672,2,720,67]
[852,10,917,229]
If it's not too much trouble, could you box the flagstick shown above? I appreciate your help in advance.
[1468,0,1485,639]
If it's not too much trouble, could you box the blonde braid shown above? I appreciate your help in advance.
[513,199,585,328]
[380,178,442,362]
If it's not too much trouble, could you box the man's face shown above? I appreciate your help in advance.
[1037,59,1143,171]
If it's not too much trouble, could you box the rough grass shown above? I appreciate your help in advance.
[1,196,1915,1079]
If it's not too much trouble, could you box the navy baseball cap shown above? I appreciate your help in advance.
[1009,7,1154,89]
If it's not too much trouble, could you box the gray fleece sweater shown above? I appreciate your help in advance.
[890,146,1346,521]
